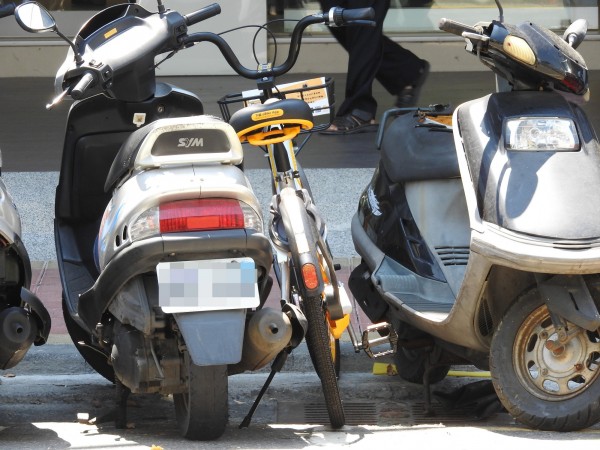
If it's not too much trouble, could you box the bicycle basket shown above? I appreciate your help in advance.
[218,76,335,133]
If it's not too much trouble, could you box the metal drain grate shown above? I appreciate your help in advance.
[277,402,379,426]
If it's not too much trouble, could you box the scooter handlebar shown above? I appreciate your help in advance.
[439,18,480,37]
[70,72,95,100]
[0,3,15,19]
[184,3,221,27]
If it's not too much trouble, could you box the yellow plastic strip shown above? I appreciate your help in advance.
[372,362,398,376]
[447,370,491,378]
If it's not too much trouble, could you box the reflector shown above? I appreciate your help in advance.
[302,263,319,290]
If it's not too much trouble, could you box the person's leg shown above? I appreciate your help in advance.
[333,0,390,120]
[376,35,423,93]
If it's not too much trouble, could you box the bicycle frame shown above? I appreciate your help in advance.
[229,77,351,429]
[236,77,350,326]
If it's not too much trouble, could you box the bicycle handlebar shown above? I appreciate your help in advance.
[182,7,375,80]
[330,7,375,26]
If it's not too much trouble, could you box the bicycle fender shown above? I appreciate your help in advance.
[278,187,323,297]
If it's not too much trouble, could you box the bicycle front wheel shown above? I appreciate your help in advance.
[303,295,345,428]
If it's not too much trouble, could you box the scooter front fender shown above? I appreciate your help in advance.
[174,309,246,366]
[537,274,600,332]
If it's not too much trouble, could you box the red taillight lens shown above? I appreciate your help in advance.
[159,199,244,233]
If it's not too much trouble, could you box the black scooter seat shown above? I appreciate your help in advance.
[229,98,313,145]
[381,112,460,183]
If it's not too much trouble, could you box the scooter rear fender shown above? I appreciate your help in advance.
[78,229,273,332]
[174,309,246,366]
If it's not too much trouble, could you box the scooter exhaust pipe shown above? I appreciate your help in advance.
[229,307,293,375]
[0,306,38,369]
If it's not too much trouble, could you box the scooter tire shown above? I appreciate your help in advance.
[61,296,115,382]
[490,288,600,431]
[173,361,228,440]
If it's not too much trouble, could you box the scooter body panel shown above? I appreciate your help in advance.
[457,91,600,240]
[0,176,21,244]
[97,164,261,269]
[56,82,205,317]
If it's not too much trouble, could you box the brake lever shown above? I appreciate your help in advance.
[462,31,489,42]
[46,87,70,110]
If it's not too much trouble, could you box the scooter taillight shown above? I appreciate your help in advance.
[160,199,245,233]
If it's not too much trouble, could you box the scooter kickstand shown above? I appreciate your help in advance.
[422,365,435,417]
[239,349,289,428]
[115,379,131,429]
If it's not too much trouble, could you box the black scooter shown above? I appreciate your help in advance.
[349,2,600,431]
[0,2,50,372]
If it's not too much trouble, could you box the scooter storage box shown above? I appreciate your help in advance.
[381,112,459,182]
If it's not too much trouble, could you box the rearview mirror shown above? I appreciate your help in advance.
[563,19,587,49]
[15,2,56,33]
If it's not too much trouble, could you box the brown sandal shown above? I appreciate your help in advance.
[320,113,377,135]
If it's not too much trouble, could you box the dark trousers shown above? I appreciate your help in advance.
[319,0,423,119]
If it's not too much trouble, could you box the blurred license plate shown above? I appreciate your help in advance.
[157,258,259,313]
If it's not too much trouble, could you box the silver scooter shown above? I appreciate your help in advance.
[15,1,290,440]
[349,2,600,432]
[0,2,50,371]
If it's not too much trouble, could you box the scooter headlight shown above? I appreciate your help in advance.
[504,117,580,151]
[129,199,263,242]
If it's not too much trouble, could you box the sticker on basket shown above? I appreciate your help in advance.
[241,77,330,116]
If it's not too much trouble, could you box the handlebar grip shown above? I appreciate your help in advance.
[184,3,221,27]
[0,3,15,19]
[330,7,375,27]
[71,72,95,100]
[439,18,479,37]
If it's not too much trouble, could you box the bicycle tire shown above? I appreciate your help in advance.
[303,295,345,428]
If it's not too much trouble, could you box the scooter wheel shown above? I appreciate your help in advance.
[173,358,228,440]
[62,296,114,382]
[490,288,600,431]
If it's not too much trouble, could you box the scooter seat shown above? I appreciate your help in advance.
[381,112,460,183]
[229,98,314,145]
[104,115,243,192]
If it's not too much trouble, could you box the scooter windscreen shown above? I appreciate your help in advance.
[486,20,588,95]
